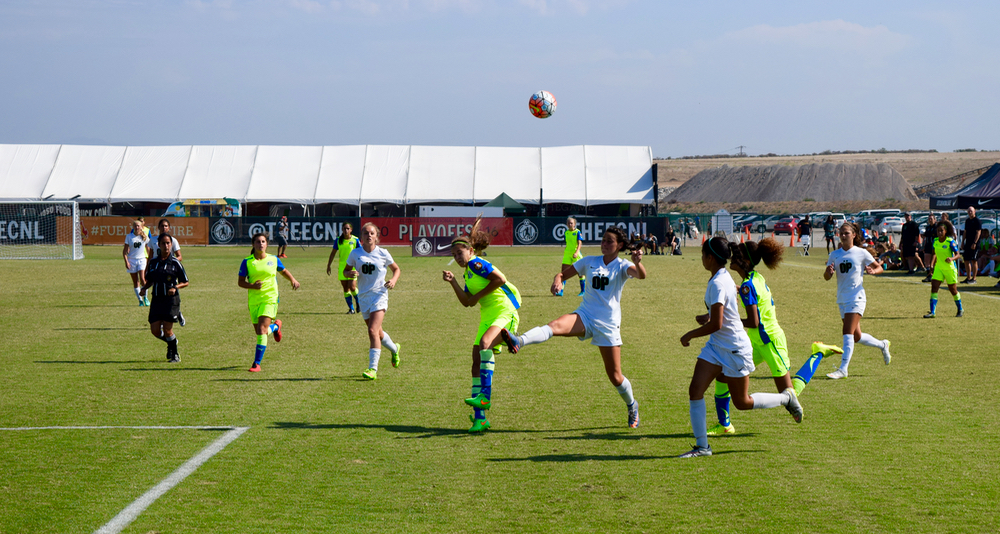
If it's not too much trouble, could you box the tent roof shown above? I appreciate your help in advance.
[0,144,654,206]
[930,163,1000,209]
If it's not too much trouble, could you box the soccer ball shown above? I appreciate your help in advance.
[529,91,557,119]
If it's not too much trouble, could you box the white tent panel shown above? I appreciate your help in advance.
[407,146,475,203]
[178,146,257,200]
[541,146,587,206]
[360,145,410,204]
[109,146,192,202]
[43,145,126,202]
[314,145,367,205]
[246,146,323,203]
[474,147,541,204]
[0,144,61,201]
[584,145,654,205]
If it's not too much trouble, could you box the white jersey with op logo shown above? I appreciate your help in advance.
[124,231,148,262]
[572,255,634,329]
[704,268,754,356]
[826,246,875,304]
[347,246,395,315]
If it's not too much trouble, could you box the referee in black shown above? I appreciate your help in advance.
[140,233,189,362]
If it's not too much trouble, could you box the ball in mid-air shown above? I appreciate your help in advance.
[529,90,557,119]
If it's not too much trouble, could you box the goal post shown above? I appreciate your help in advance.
[0,201,84,260]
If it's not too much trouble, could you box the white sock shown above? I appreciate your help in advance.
[520,325,553,346]
[690,399,708,449]
[134,287,141,300]
[615,377,635,406]
[841,334,854,371]
[858,332,884,349]
[368,348,381,370]
[750,392,786,409]
[380,332,398,354]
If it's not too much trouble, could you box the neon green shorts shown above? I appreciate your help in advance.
[752,331,790,377]
[562,250,583,266]
[249,301,278,324]
[932,264,958,285]
[476,307,519,349]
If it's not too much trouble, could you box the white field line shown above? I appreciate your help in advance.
[0,425,249,534]
[783,262,1000,301]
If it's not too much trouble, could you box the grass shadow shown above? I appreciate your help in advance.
[489,453,673,462]
[271,421,468,438]
[52,327,147,331]
[36,359,151,364]
[213,377,325,382]
[122,366,241,372]
[546,431,757,441]
[52,304,132,308]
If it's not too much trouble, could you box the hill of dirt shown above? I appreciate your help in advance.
[665,162,917,203]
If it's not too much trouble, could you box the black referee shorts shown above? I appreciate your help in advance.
[148,295,181,324]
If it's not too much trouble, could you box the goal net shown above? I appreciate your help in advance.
[0,202,84,260]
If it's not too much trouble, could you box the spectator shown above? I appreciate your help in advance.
[797,216,812,256]
[644,233,658,255]
[823,215,836,254]
[664,226,680,255]
[921,213,938,283]
[899,212,922,274]
[878,243,902,271]
[276,215,290,259]
[961,207,982,284]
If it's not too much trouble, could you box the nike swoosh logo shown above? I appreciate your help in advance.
[979,199,990,206]
[436,244,451,250]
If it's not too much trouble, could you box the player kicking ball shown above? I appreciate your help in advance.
[501,226,645,428]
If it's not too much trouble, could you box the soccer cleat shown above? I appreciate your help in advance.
[678,445,713,458]
[273,319,283,342]
[464,393,490,410]
[881,339,891,365]
[577,290,585,296]
[956,309,964,318]
[783,387,803,423]
[138,299,145,307]
[143,295,150,306]
[627,401,640,428]
[248,364,261,372]
[500,328,521,355]
[555,290,563,296]
[347,309,355,314]
[923,312,935,319]
[168,353,180,363]
[707,423,736,436]
[810,341,843,358]
[469,418,491,433]
[826,368,848,379]
[968,279,977,284]
[362,368,377,380]
[391,343,401,368]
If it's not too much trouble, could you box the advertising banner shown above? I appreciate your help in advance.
[411,236,454,257]
[366,218,513,246]
[82,217,209,245]
[208,217,361,246]
[510,217,666,246]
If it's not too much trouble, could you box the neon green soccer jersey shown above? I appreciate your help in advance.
[335,235,361,281]
[464,256,521,312]
[563,228,582,264]
[738,270,784,347]
[240,253,284,306]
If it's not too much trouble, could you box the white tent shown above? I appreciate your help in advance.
[0,144,654,206]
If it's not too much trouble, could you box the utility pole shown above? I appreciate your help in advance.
[736,145,747,157]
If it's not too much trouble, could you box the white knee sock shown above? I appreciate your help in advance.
[380,332,398,354]
[841,334,854,371]
[520,325,553,346]
[368,348,381,370]
[615,377,635,406]
[690,399,708,449]
[857,332,884,349]
[134,287,141,300]
[750,391,786,409]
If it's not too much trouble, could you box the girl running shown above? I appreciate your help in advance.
[501,226,645,428]
[679,237,803,458]
[557,217,585,296]
[923,220,963,318]
[123,220,150,306]
[823,222,892,379]
[708,238,841,435]
[442,218,522,433]
[327,223,362,314]
[140,234,188,362]
[238,233,300,372]
[345,222,401,381]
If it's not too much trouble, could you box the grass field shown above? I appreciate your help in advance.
[2,244,998,533]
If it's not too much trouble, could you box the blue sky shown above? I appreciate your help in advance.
[2,0,998,157]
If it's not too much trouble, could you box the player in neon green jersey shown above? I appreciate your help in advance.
[924,220,963,318]
[327,222,362,314]
[558,217,585,296]
[443,218,521,433]
[707,238,842,435]
[238,232,300,372]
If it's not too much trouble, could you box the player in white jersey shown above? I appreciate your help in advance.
[823,222,891,379]
[122,220,150,306]
[345,222,402,381]
[678,237,803,458]
[500,226,646,428]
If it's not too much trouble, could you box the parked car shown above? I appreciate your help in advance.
[773,217,799,236]
[877,216,905,234]
[756,215,784,232]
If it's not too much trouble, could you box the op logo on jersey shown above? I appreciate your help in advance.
[515,219,538,244]
[839,261,853,274]
[591,275,610,290]
[132,241,143,249]
[361,263,376,275]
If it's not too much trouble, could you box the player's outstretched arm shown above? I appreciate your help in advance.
[326,248,337,275]
[280,269,300,290]
[385,263,400,289]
